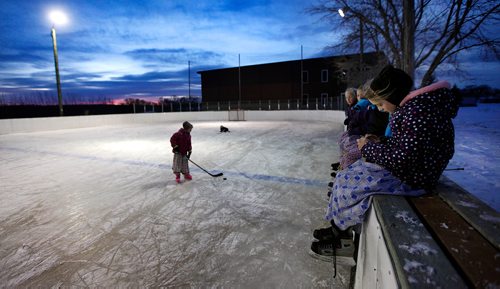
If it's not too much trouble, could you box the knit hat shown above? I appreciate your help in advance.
[370,65,413,106]
[183,121,193,129]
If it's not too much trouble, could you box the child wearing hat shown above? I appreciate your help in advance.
[311,65,459,264]
[170,121,193,183]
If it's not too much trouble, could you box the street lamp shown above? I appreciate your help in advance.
[338,8,364,74]
[49,10,67,116]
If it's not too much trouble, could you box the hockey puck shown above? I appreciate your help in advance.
[223,178,227,180]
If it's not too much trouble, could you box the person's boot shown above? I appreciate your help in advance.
[175,173,181,183]
[309,238,356,266]
[184,173,192,181]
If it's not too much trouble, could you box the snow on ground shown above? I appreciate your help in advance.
[444,103,500,212]
[0,121,350,288]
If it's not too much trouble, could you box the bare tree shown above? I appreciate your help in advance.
[309,0,500,87]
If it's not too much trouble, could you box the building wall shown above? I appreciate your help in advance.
[199,52,387,103]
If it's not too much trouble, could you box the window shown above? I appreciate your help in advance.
[302,71,309,83]
[321,69,328,83]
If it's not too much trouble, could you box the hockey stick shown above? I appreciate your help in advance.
[188,159,223,177]
[444,168,465,171]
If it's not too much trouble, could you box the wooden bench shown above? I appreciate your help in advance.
[362,176,500,288]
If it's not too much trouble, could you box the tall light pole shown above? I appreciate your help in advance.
[49,10,67,116]
[188,60,191,98]
[339,8,364,75]
[238,54,241,109]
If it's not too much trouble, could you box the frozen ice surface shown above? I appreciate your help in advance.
[0,121,351,288]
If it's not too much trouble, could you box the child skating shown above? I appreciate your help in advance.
[170,121,193,183]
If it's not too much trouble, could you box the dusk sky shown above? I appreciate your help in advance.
[1,0,498,103]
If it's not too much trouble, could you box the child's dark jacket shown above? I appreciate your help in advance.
[361,81,459,189]
[170,128,192,155]
[346,102,389,136]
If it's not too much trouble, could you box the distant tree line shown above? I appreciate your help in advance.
[123,96,200,106]
[0,91,112,105]
[456,84,500,103]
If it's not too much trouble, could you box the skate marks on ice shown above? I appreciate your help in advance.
[0,121,343,288]
[1,146,324,188]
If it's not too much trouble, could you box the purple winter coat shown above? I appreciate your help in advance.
[361,81,459,189]
[170,128,192,155]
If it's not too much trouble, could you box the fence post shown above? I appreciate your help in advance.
[268,99,271,110]
[198,102,200,111]
[217,102,220,111]
[179,102,182,112]
[170,103,173,112]
[189,102,191,111]
[229,101,231,110]
[288,99,290,110]
[278,100,280,110]
[133,103,136,113]
[162,102,164,112]
[297,99,299,109]
[259,100,262,110]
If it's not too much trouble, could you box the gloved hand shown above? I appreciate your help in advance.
[187,151,192,159]
[343,118,350,125]
[172,146,179,154]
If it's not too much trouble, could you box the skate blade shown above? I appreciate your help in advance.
[308,250,356,267]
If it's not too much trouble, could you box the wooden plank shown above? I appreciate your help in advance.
[373,196,467,289]
[433,176,500,249]
[410,194,500,288]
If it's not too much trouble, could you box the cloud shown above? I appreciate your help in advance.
[2,0,497,103]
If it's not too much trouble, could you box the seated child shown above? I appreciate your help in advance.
[311,65,459,266]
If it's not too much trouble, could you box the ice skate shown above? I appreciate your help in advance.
[309,238,356,267]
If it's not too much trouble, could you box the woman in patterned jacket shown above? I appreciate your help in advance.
[310,65,459,263]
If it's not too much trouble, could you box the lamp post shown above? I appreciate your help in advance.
[338,8,364,74]
[188,60,191,98]
[49,10,67,116]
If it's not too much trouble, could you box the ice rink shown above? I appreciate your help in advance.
[0,120,352,288]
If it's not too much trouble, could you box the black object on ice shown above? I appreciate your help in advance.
[220,125,230,133]
[188,159,223,177]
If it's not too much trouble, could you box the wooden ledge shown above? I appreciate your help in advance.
[373,196,467,288]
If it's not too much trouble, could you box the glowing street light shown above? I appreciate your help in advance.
[49,10,68,116]
[338,8,364,74]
